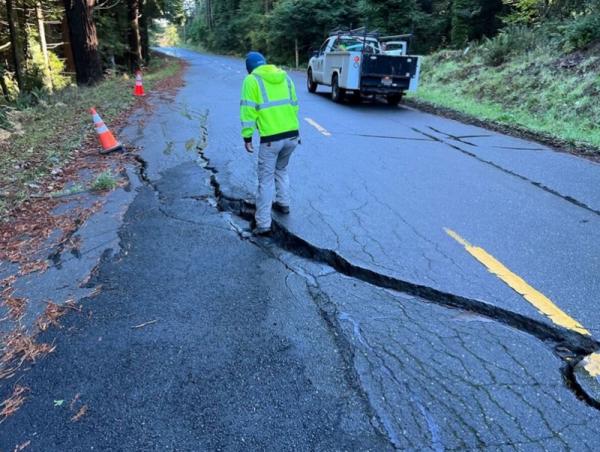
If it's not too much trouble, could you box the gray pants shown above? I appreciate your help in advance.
[256,137,298,228]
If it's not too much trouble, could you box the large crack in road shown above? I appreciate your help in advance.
[179,134,600,414]
[123,143,600,450]
[412,127,600,217]
[11,54,600,448]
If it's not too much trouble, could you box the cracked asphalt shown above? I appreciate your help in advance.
[2,48,600,450]
[168,48,600,336]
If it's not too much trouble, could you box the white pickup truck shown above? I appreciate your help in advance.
[307,31,421,105]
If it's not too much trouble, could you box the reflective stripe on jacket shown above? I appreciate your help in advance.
[240,64,299,142]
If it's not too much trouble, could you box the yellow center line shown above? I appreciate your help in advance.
[445,228,590,336]
[304,117,332,137]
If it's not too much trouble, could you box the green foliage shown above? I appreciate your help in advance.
[153,23,182,47]
[269,0,361,63]
[502,0,543,24]
[96,11,131,68]
[451,0,479,46]
[0,106,11,130]
[91,171,118,191]
[479,24,543,65]
[1,72,20,102]
[560,13,600,51]
[24,33,71,93]
[413,27,600,151]
[186,0,508,60]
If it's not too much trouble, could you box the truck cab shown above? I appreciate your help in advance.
[307,29,421,105]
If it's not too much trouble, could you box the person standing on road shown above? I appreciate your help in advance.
[240,51,300,235]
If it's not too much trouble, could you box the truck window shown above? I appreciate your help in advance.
[318,40,328,56]
[387,43,404,51]
[336,37,381,54]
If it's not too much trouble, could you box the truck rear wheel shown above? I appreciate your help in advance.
[331,74,345,103]
[307,69,318,93]
[386,93,403,105]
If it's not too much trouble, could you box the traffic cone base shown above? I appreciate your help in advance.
[91,107,123,154]
[134,71,146,96]
[99,141,123,155]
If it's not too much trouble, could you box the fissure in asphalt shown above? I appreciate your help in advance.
[179,144,600,411]
[413,127,600,217]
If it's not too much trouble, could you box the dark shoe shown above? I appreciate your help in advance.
[252,226,272,236]
[272,202,290,214]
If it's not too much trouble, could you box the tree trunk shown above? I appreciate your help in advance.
[36,1,53,91]
[62,0,103,85]
[139,0,150,64]
[5,0,24,90]
[128,0,143,71]
[61,14,76,73]
[206,0,213,30]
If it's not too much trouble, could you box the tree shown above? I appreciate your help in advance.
[5,0,24,89]
[139,0,150,63]
[62,0,103,85]
[35,1,53,90]
[128,0,143,70]
[450,0,479,47]
[269,0,361,59]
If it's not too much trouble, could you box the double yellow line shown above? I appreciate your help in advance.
[445,228,590,336]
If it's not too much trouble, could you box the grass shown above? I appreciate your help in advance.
[409,42,600,153]
[90,171,118,192]
[0,55,181,218]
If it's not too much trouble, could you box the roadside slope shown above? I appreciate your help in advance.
[410,37,600,157]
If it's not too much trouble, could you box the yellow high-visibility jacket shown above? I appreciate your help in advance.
[240,64,299,143]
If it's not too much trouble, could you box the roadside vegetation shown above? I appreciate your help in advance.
[412,21,600,152]
[91,171,118,192]
[0,56,181,219]
[0,0,189,219]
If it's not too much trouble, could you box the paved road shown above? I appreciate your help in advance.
[2,48,600,450]
[160,48,600,338]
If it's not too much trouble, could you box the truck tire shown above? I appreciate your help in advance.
[386,93,403,105]
[331,74,345,103]
[348,93,362,104]
[307,69,318,93]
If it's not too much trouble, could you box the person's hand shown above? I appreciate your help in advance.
[245,142,254,153]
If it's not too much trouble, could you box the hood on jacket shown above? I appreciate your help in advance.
[252,64,287,85]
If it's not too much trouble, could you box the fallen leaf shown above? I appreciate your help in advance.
[131,319,158,329]
[69,393,80,411]
[13,440,31,451]
[71,404,88,422]
[0,385,29,422]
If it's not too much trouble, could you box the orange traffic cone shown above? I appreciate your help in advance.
[133,70,145,96]
[90,108,122,154]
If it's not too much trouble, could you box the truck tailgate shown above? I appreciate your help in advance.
[361,54,418,78]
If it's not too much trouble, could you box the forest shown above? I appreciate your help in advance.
[186,0,600,64]
[0,0,186,99]
[0,1,598,97]
[1,0,599,150]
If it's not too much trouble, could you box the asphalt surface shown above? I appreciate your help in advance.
[159,48,600,337]
[2,48,600,450]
